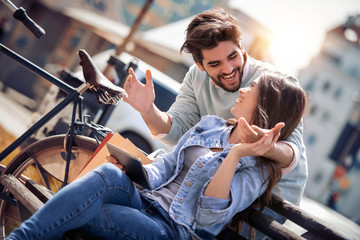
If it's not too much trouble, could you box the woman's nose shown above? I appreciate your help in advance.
[238,88,247,94]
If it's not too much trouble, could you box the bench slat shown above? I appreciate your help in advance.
[270,194,348,240]
[0,174,44,214]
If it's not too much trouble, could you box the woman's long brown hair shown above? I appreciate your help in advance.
[227,71,307,236]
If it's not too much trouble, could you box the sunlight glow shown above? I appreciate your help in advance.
[269,27,322,75]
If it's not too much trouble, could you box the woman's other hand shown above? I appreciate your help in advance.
[106,155,126,173]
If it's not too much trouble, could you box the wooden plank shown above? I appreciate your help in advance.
[247,209,306,240]
[270,194,348,240]
[0,174,44,214]
[216,227,247,240]
[0,175,94,239]
[0,163,6,171]
[25,179,54,203]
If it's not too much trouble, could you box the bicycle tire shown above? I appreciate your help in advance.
[0,134,98,238]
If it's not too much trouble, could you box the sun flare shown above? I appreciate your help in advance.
[269,27,321,74]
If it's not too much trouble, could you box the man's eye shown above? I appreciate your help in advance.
[229,54,238,59]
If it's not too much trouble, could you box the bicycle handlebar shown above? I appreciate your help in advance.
[13,7,45,38]
[2,0,45,38]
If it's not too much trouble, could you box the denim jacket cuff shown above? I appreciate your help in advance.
[199,195,231,210]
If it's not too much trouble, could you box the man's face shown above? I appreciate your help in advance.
[196,41,245,92]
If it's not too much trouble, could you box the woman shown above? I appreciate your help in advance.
[7,71,306,240]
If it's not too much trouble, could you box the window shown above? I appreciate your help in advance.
[310,105,318,116]
[322,50,342,66]
[333,87,343,100]
[348,67,360,79]
[304,76,316,92]
[321,111,331,122]
[307,134,317,147]
[322,81,331,92]
[329,54,342,66]
[313,171,323,184]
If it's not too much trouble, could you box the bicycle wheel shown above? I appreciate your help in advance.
[0,134,98,237]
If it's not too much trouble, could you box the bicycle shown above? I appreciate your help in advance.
[0,1,133,236]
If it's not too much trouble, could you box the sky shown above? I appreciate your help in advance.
[229,0,360,76]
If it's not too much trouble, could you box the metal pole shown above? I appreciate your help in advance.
[103,0,154,76]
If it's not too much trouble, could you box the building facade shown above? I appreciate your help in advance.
[299,14,360,223]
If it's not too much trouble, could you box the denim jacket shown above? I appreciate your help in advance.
[144,115,269,239]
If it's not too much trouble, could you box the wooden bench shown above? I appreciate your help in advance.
[0,174,352,240]
[0,174,98,240]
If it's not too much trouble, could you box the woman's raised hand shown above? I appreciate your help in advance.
[231,117,284,158]
[238,117,284,143]
[230,129,280,159]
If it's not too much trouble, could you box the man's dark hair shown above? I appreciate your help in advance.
[180,8,243,64]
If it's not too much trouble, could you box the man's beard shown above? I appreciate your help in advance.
[208,67,243,93]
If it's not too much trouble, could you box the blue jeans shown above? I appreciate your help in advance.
[7,163,191,240]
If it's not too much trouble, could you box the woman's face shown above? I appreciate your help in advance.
[231,77,260,123]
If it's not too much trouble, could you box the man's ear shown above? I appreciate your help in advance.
[195,61,205,71]
[239,41,246,55]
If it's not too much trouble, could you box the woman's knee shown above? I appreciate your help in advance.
[93,163,132,188]
[95,163,123,177]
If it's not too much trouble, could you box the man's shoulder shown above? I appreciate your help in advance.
[248,56,284,75]
[247,55,298,83]
[180,64,212,96]
[186,64,209,83]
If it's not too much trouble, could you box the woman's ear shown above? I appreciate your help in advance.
[195,61,205,71]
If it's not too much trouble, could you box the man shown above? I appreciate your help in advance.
[124,8,307,238]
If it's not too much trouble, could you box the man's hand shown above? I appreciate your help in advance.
[123,68,172,136]
[123,68,155,114]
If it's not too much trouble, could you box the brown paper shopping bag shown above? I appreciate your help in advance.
[75,132,151,180]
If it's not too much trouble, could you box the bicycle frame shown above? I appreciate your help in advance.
[0,43,88,184]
